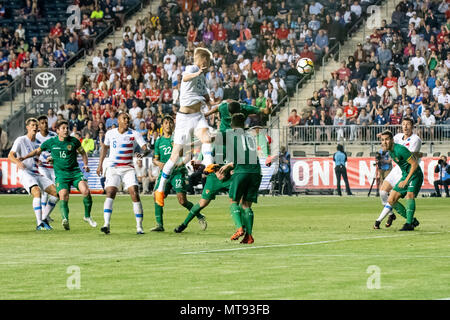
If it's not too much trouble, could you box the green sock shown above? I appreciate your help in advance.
[183,201,194,211]
[83,194,93,218]
[183,203,202,226]
[60,200,69,220]
[243,208,254,235]
[405,199,416,225]
[392,202,407,219]
[155,203,163,226]
[239,205,245,229]
[230,203,243,229]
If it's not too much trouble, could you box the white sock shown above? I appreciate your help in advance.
[103,198,114,226]
[380,190,394,216]
[41,192,48,209]
[133,201,143,228]
[377,204,392,222]
[32,198,42,225]
[42,195,58,220]
[157,159,175,192]
[201,143,214,166]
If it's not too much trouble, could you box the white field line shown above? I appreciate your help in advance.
[181,232,450,255]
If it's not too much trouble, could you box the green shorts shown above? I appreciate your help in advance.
[55,171,87,193]
[154,169,187,194]
[393,172,424,198]
[202,173,231,200]
[229,173,262,203]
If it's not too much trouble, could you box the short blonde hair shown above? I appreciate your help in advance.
[194,47,212,60]
[25,117,38,126]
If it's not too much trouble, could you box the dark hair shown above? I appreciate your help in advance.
[56,120,69,129]
[228,101,241,114]
[337,144,344,152]
[37,115,48,121]
[162,115,174,124]
[231,113,245,128]
[381,130,393,139]
[402,117,414,125]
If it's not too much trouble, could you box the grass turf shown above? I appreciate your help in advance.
[0,194,449,300]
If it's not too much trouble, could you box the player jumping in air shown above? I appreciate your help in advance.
[20,120,97,230]
[378,130,422,231]
[154,48,214,207]
[36,115,59,222]
[151,116,207,232]
[96,112,149,235]
[374,118,423,229]
[8,118,59,230]
[219,113,262,244]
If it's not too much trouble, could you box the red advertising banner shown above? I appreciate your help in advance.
[290,157,441,190]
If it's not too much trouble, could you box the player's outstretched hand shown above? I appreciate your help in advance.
[96,166,102,177]
[398,180,407,188]
[83,165,90,173]
[265,156,273,167]
[17,161,25,170]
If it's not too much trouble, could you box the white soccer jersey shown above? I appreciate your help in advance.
[11,135,40,175]
[36,131,57,169]
[104,128,146,168]
[393,133,422,154]
[180,65,208,108]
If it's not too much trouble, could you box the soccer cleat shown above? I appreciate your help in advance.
[101,225,110,234]
[150,224,165,232]
[174,224,187,233]
[373,220,381,229]
[385,214,396,227]
[198,216,207,231]
[154,191,165,207]
[36,223,46,231]
[240,233,255,244]
[412,218,420,228]
[230,227,245,240]
[42,219,53,230]
[83,217,97,228]
[47,216,54,223]
[204,163,219,174]
[399,223,415,231]
[136,227,145,235]
[62,219,70,230]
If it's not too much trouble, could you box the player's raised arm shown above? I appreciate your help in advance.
[77,146,90,173]
[182,67,206,82]
[15,147,42,162]
[204,104,220,118]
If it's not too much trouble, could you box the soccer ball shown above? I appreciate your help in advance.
[297,58,314,74]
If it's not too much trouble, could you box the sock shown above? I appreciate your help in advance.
[103,197,114,226]
[60,200,69,220]
[230,203,243,229]
[183,203,203,226]
[183,201,194,211]
[133,201,143,228]
[157,159,175,192]
[155,203,163,226]
[377,204,392,222]
[380,190,389,206]
[41,192,48,209]
[405,199,416,225]
[32,197,42,225]
[392,202,407,219]
[242,208,254,235]
[201,143,214,166]
[42,195,58,220]
[83,194,93,218]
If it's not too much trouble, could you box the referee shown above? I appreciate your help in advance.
[333,144,353,196]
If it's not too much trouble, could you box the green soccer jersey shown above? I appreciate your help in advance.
[227,129,261,174]
[218,102,260,133]
[154,135,173,164]
[389,143,422,178]
[40,136,82,176]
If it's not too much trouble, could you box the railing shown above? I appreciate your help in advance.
[0,74,26,118]
[287,124,450,145]
[64,48,86,70]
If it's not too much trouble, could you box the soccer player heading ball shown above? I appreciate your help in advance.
[378,130,423,231]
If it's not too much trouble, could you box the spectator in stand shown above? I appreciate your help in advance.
[81,132,95,156]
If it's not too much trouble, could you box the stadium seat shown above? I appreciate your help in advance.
[433,152,441,157]
[346,152,352,157]
[315,151,329,157]
[422,153,427,157]
[356,152,364,157]
[369,152,377,157]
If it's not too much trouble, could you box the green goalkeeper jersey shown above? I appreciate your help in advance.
[218,102,260,133]
[389,143,422,178]
[40,136,82,177]
[226,129,261,174]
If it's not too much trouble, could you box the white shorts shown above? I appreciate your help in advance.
[19,170,54,194]
[38,167,55,182]
[105,167,138,190]
[173,112,210,145]
[384,165,402,188]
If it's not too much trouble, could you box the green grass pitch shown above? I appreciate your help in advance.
[0,194,449,300]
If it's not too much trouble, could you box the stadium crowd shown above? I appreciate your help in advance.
[46,0,385,157]
[288,0,450,142]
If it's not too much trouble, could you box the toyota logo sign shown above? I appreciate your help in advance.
[35,72,57,88]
